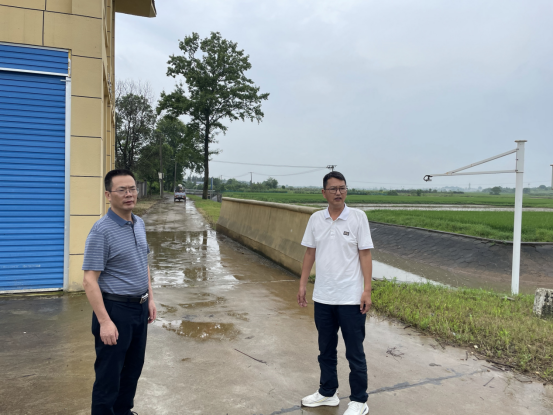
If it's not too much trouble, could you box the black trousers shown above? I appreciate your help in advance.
[91,299,148,415]
[314,301,368,403]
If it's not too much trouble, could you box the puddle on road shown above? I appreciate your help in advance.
[226,312,249,322]
[156,319,240,341]
[147,200,296,288]
[158,304,178,315]
[178,297,226,309]
[149,229,241,287]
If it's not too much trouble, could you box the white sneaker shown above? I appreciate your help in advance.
[301,390,340,407]
[344,401,369,415]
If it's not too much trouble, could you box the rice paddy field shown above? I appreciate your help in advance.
[366,210,553,242]
[222,192,553,208]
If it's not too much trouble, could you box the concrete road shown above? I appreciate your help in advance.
[1,198,552,415]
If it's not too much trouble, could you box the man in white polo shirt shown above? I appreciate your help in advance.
[298,171,373,415]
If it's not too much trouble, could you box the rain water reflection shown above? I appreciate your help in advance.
[372,260,442,285]
[156,320,240,341]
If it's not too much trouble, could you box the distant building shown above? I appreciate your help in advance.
[0,1,157,293]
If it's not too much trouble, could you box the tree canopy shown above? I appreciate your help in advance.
[115,80,156,171]
[157,32,269,198]
[115,80,203,194]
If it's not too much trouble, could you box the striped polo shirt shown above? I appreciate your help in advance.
[82,208,150,296]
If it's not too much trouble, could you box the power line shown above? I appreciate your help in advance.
[211,160,327,168]
[349,179,550,187]
[249,168,327,177]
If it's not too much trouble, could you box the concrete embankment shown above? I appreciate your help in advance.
[217,198,553,291]
[371,222,553,290]
[216,197,318,275]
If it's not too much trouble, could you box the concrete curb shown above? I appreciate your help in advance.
[222,197,320,215]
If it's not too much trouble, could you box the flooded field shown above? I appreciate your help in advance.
[306,203,553,212]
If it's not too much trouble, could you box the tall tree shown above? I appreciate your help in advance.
[115,80,157,170]
[134,116,203,192]
[156,115,203,190]
[157,32,269,199]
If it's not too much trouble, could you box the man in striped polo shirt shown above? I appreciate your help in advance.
[83,169,156,415]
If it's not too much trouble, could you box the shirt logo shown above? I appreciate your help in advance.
[343,231,349,236]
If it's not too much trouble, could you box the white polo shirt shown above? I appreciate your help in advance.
[301,204,374,305]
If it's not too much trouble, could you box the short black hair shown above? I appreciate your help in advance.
[105,169,136,191]
[323,171,346,189]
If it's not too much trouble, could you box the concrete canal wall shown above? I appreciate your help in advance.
[370,222,553,289]
[216,198,318,275]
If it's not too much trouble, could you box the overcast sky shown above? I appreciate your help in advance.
[115,0,553,189]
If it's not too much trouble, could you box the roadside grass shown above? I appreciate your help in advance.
[366,210,553,242]
[371,280,553,382]
[188,195,221,226]
[223,192,553,208]
[133,194,164,217]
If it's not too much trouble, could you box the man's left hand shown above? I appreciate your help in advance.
[148,300,157,324]
[360,291,372,314]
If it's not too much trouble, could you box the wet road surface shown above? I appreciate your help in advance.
[0,197,552,414]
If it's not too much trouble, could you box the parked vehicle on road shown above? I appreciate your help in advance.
[174,184,186,202]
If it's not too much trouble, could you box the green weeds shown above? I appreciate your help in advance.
[372,280,553,382]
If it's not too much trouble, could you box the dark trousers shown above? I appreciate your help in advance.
[314,301,368,403]
[91,299,148,415]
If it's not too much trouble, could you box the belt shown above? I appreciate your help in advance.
[102,292,149,304]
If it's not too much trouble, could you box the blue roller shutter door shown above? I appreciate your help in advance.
[0,45,68,291]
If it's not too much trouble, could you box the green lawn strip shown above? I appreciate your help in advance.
[188,195,221,226]
[222,192,553,208]
[365,210,553,242]
[371,280,553,382]
[133,195,164,217]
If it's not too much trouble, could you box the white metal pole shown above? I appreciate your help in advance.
[550,164,553,190]
[511,140,526,295]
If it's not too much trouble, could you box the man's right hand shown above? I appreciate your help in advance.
[297,286,308,307]
[100,320,119,345]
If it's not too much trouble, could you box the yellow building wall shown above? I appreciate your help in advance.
[0,0,116,291]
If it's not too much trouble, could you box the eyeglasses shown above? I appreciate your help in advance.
[109,187,139,195]
[325,186,348,194]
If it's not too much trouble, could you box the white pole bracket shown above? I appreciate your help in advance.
[423,140,527,295]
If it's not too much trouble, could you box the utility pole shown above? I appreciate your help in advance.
[159,133,163,197]
[173,158,177,193]
[326,165,337,171]
[250,172,252,186]
[423,140,527,295]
